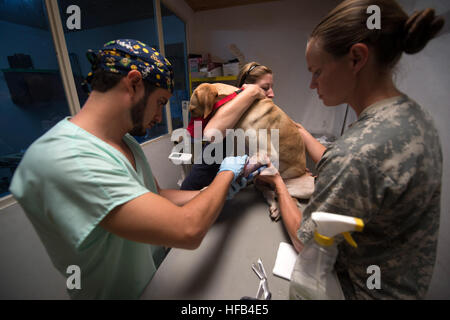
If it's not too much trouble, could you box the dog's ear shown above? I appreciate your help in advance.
[190,83,218,119]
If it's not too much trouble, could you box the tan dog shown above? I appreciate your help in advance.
[189,83,314,220]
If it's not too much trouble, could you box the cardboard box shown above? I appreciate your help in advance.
[207,66,223,77]
[188,57,202,73]
[222,62,239,76]
[190,71,207,78]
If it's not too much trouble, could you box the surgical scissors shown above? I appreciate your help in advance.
[251,258,272,300]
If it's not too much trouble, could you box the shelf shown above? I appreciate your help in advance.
[189,74,238,95]
[191,75,237,82]
[2,69,65,106]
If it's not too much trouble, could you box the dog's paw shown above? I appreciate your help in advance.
[269,205,281,222]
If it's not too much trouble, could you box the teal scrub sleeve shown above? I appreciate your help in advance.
[43,148,151,250]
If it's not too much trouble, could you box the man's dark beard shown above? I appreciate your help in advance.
[129,95,147,136]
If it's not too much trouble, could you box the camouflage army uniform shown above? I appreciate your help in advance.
[297,95,442,299]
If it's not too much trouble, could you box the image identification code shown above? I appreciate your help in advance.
[181,304,269,317]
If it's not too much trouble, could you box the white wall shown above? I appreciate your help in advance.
[188,0,353,138]
[188,0,450,299]
[396,0,450,299]
[142,135,183,190]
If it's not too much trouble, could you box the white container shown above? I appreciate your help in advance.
[168,152,192,165]
[289,241,344,300]
[222,62,239,76]
[289,212,364,300]
[181,100,190,129]
[207,66,222,77]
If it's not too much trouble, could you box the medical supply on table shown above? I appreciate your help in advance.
[272,242,298,280]
[168,152,192,165]
[241,258,272,300]
[289,212,364,300]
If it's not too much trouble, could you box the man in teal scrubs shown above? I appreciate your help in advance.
[10,39,249,299]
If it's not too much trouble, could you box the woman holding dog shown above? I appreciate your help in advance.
[257,0,444,299]
[180,62,275,191]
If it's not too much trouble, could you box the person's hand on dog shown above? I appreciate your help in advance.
[294,122,308,135]
[254,161,283,189]
[241,84,266,100]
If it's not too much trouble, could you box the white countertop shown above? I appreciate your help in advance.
[141,186,307,300]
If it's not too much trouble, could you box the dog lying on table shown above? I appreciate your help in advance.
[188,82,314,221]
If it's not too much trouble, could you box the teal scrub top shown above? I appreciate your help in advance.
[10,117,166,299]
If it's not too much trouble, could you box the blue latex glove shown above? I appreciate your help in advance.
[217,155,248,182]
[227,177,248,200]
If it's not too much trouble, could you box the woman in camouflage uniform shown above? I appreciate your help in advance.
[257,0,444,299]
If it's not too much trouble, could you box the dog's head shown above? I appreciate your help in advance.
[189,83,219,119]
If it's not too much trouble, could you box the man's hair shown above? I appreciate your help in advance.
[90,69,161,136]
[90,69,124,92]
[90,69,159,97]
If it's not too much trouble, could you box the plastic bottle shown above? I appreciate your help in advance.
[289,212,364,300]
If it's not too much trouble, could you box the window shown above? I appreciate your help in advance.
[0,0,71,197]
[0,0,187,202]
[161,3,189,131]
[58,0,168,143]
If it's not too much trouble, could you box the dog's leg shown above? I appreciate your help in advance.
[252,149,282,221]
[254,174,314,222]
[265,189,281,221]
[254,183,281,221]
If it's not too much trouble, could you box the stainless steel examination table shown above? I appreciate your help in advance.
[140,187,308,300]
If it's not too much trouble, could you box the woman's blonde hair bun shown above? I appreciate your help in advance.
[403,8,445,54]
